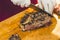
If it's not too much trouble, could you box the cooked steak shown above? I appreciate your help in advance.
[20,12,52,31]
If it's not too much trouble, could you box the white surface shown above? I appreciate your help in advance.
[37,0,56,14]
[52,14,60,38]
[56,0,60,4]
[11,0,31,7]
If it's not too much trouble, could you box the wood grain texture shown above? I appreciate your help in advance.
[0,7,59,40]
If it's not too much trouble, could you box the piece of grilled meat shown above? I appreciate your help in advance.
[20,12,52,31]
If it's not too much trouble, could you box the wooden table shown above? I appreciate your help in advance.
[0,6,59,40]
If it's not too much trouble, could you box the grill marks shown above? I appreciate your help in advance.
[20,12,52,31]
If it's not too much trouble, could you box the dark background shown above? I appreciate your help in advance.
[0,0,37,22]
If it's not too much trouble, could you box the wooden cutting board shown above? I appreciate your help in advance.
[0,5,59,40]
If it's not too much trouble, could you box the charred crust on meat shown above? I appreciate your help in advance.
[20,11,52,31]
[20,14,29,23]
